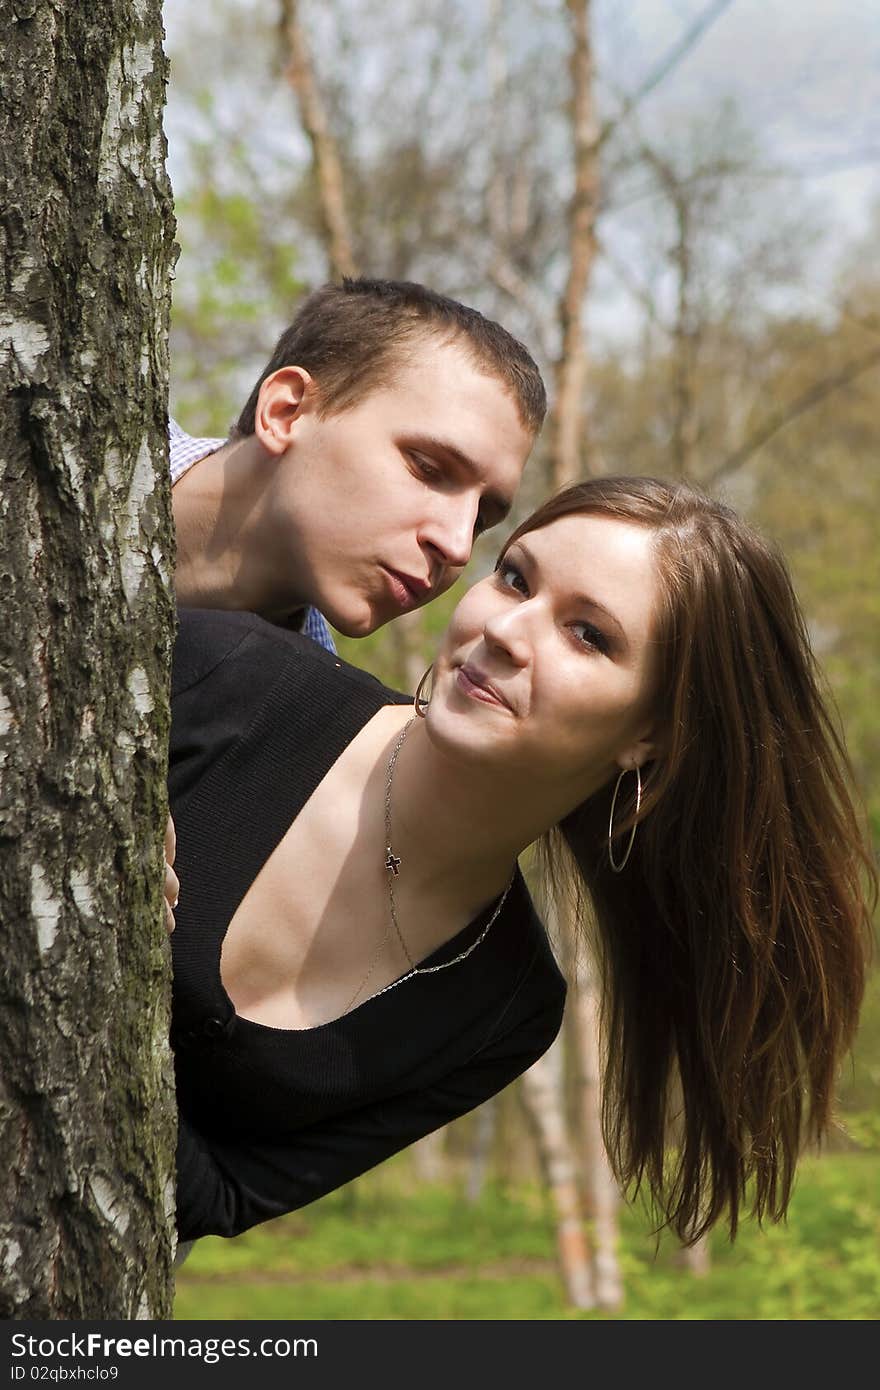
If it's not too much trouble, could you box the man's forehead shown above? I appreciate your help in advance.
[365,338,533,506]
[384,335,516,407]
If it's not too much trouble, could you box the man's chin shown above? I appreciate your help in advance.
[324,604,384,640]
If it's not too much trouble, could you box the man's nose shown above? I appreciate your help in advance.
[421,497,478,572]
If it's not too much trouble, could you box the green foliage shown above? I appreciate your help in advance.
[838,961,880,1122]
[169,142,306,437]
[174,1152,880,1319]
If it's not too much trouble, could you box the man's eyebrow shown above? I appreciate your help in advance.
[405,434,514,525]
[512,539,629,648]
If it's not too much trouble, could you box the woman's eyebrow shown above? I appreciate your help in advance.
[512,539,629,648]
[405,434,514,526]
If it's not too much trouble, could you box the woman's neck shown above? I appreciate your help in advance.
[371,707,562,914]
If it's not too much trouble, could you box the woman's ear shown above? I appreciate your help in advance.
[254,366,315,456]
[616,729,659,772]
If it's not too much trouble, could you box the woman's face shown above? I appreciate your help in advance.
[428,512,662,799]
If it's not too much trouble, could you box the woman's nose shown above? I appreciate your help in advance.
[482,607,531,667]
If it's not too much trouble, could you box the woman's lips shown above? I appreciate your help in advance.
[456,663,513,711]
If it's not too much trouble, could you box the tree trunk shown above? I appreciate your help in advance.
[410,1129,447,1184]
[671,196,699,478]
[674,1233,712,1277]
[280,0,358,281]
[465,1098,496,1205]
[0,0,177,1318]
[519,1042,595,1310]
[550,0,601,487]
[567,949,624,1310]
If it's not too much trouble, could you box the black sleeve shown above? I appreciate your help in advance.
[176,995,564,1241]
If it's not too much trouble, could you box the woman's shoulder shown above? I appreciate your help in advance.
[455,877,566,1077]
[516,882,568,1017]
[473,870,568,1042]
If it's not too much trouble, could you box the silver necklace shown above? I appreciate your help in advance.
[342,716,515,1016]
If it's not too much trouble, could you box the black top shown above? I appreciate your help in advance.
[169,609,567,1241]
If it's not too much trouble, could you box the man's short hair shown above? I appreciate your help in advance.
[234,278,547,437]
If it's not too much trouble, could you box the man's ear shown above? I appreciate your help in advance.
[254,366,315,456]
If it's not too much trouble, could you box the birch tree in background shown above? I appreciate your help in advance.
[280,0,357,280]
[0,0,177,1317]
[507,0,602,1309]
[518,1032,595,1310]
[508,0,737,1305]
[277,0,446,1179]
[550,0,602,486]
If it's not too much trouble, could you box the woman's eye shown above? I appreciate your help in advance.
[496,561,529,595]
[571,621,609,654]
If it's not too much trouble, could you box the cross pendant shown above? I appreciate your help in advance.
[385,849,401,876]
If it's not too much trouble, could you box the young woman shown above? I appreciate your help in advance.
[167,476,874,1247]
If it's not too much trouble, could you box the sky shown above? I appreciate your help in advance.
[603,0,880,230]
[162,0,880,347]
[164,0,880,235]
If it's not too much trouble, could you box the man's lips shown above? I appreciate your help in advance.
[382,567,433,610]
[456,663,514,712]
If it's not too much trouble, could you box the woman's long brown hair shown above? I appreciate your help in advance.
[505,477,876,1243]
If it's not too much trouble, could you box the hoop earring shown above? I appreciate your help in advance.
[414,664,434,718]
[608,765,642,873]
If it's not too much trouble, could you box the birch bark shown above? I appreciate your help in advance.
[0,0,177,1318]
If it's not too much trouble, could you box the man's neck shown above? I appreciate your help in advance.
[172,437,305,620]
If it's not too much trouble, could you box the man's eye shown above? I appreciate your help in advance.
[409,452,442,480]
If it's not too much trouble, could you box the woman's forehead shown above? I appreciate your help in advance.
[512,514,661,649]
[513,512,658,582]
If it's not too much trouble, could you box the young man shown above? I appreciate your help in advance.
[170,278,546,649]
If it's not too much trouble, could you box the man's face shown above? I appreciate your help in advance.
[259,338,534,636]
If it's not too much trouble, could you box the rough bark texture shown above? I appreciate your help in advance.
[0,0,177,1317]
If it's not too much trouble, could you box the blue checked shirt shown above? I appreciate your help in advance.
[168,419,336,653]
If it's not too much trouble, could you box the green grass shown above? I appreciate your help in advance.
[174,1150,880,1320]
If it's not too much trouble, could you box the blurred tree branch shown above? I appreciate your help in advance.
[279,0,358,278]
[596,0,735,152]
[708,344,880,484]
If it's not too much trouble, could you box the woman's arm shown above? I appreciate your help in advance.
[176,997,564,1242]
